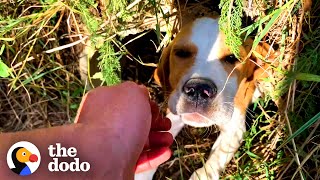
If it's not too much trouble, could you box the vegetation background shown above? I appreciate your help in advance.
[0,0,319,179]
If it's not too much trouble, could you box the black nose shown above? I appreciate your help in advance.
[182,78,217,102]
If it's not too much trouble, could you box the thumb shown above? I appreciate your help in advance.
[74,82,150,125]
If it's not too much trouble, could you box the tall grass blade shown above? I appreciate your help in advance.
[278,112,320,149]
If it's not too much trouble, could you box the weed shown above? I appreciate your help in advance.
[219,0,243,57]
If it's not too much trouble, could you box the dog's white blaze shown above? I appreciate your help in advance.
[189,17,238,97]
[190,18,220,61]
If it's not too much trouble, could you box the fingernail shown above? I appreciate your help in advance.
[138,84,150,97]
[138,84,146,89]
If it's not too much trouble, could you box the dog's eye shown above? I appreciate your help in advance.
[174,49,192,58]
[224,54,238,64]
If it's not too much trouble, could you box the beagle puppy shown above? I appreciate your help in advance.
[135,16,275,180]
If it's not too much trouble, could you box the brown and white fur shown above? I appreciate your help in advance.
[135,16,275,180]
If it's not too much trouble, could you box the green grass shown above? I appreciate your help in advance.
[0,1,90,130]
[0,0,132,116]
[216,0,289,179]
[71,0,124,86]
[0,0,172,130]
[219,0,243,58]
[279,7,320,178]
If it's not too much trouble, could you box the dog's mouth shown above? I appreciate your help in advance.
[180,112,212,127]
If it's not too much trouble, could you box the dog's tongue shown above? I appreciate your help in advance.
[183,113,201,120]
[181,113,209,127]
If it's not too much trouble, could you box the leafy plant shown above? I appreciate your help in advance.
[219,0,243,57]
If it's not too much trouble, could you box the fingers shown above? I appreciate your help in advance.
[137,131,173,173]
[149,132,173,147]
[143,132,173,149]
[135,100,173,173]
[150,101,171,131]
[135,102,173,173]
[151,117,171,131]
[135,147,172,173]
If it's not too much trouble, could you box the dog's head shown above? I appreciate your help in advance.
[154,17,275,127]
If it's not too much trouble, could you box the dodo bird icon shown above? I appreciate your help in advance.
[7,141,41,176]
[10,147,38,176]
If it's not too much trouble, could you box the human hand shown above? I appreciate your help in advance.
[74,82,172,178]
[135,101,173,173]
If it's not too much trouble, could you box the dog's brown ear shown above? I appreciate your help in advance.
[154,43,172,91]
[240,39,278,80]
[235,40,278,110]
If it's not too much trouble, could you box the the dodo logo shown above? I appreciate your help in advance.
[7,141,41,176]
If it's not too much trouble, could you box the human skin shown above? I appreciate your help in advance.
[0,82,173,180]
